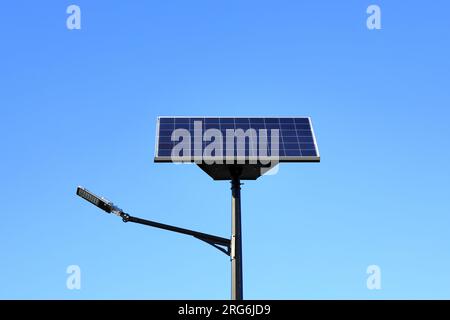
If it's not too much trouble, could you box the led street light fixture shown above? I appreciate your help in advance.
[76,186,122,215]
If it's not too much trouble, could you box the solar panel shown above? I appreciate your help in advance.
[154,117,320,164]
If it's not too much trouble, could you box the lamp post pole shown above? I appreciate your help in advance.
[231,176,243,300]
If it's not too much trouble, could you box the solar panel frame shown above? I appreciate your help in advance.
[154,116,320,163]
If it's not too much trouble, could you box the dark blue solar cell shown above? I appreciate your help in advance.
[174,123,190,130]
[221,124,235,130]
[159,129,175,137]
[298,136,314,143]
[159,123,174,130]
[204,117,220,123]
[205,123,220,129]
[281,130,298,136]
[283,143,300,149]
[265,124,280,130]
[284,149,301,156]
[159,118,174,124]
[301,150,317,156]
[158,142,174,149]
[158,149,172,156]
[300,143,316,150]
[282,136,299,143]
[220,118,235,124]
[279,118,294,124]
[296,129,312,135]
[294,118,309,124]
[175,118,190,124]
[295,124,311,130]
[264,118,279,124]
[249,118,264,124]
[250,124,266,130]
[235,124,250,130]
[280,124,296,130]
[158,136,173,143]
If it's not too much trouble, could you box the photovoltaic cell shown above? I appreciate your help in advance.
[154,117,320,162]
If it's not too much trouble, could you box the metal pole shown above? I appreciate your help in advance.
[123,215,230,248]
[231,176,243,300]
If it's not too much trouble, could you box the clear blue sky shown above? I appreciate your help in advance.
[1,1,449,299]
